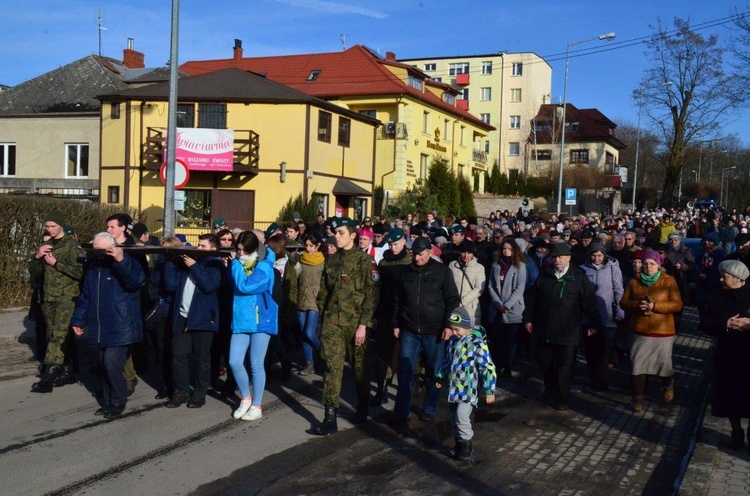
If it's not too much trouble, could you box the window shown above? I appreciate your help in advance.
[307,70,321,81]
[509,115,521,129]
[432,77,442,83]
[443,93,455,105]
[460,126,465,146]
[480,113,491,124]
[566,122,580,131]
[480,87,491,101]
[534,122,552,132]
[420,154,429,179]
[177,189,212,227]
[443,119,450,141]
[606,152,616,173]
[532,149,552,160]
[422,111,430,133]
[408,74,424,91]
[512,62,523,76]
[66,144,89,178]
[359,109,376,119]
[198,103,226,129]
[0,143,16,176]
[570,149,589,164]
[338,117,351,147]
[510,88,522,102]
[509,142,520,156]
[484,140,490,154]
[107,186,120,204]
[111,103,121,119]
[424,63,436,72]
[449,62,469,75]
[481,61,492,75]
[177,104,194,127]
[318,111,332,143]
[311,193,329,217]
[460,88,469,100]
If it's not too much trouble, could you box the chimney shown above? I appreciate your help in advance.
[233,39,243,60]
[385,51,396,61]
[122,38,145,68]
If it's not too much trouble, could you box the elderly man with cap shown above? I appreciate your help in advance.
[523,242,601,411]
[29,209,85,393]
[212,217,228,233]
[371,227,412,406]
[391,236,460,430]
[313,217,380,435]
[697,232,726,322]
[665,231,695,307]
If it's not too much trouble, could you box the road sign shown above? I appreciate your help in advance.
[565,188,577,206]
[160,159,190,189]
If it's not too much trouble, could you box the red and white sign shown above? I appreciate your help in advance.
[160,159,190,189]
[173,128,234,172]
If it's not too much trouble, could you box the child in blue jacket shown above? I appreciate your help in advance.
[437,306,497,460]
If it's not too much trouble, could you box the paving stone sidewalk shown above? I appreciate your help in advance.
[195,307,723,496]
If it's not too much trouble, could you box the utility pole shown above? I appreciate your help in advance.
[98,10,107,56]
[163,0,180,237]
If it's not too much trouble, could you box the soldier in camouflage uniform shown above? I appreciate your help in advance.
[29,209,84,393]
[313,217,380,435]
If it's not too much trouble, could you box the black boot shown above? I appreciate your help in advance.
[351,401,368,425]
[32,365,60,393]
[370,381,386,406]
[313,406,338,435]
[452,439,473,461]
[52,364,76,387]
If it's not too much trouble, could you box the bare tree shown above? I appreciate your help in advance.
[636,17,737,207]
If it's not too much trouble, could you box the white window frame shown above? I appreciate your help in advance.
[449,62,470,76]
[481,61,492,75]
[480,113,491,124]
[509,115,521,129]
[0,143,16,176]
[65,143,89,178]
[512,62,523,76]
[484,140,490,154]
[480,87,492,101]
[510,88,522,102]
[509,142,520,156]
[424,63,436,72]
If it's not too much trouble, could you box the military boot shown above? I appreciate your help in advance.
[351,401,368,425]
[370,380,386,406]
[313,406,338,435]
[32,365,60,393]
[52,364,76,387]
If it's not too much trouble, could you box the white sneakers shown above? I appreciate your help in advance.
[233,398,252,419]
[241,406,262,421]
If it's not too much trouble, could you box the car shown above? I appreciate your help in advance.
[692,199,715,210]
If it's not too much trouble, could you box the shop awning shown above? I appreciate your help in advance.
[332,178,372,196]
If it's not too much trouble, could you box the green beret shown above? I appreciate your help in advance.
[384,228,404,243]
[329,217,357,229]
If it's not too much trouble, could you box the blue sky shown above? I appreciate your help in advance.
[1,0,749,142]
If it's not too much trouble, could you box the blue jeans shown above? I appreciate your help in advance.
[297,310,321,364]
[395,332,445,420]
[229,333,271,406]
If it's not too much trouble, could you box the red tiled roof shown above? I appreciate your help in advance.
[180,45,493,131]
[530,103,626,149]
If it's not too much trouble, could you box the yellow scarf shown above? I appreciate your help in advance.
[300,251,325,266]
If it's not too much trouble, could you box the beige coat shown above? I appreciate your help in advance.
[449,257,486,326]
[295,261,324,312]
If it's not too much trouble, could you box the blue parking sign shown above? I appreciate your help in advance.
[565,188,577,206]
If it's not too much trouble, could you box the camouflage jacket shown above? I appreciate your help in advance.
[317,247,379,328]
[28,234,83,302]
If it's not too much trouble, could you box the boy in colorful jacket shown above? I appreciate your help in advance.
[436,306,497,460]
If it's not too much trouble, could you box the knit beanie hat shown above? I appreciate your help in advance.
[43,209,66,227]
[641,250,662,266]
[448,306,472,329]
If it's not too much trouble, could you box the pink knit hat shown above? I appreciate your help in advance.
[641,249,662,265]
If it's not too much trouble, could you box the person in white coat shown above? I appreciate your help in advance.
[449,240,486,326]
[487,237,527,379]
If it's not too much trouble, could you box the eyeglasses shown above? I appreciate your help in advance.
[220,237,233,241]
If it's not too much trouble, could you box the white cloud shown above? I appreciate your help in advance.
[272,0,387,19]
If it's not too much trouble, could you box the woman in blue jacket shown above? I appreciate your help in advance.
[72,232,145,418]
[229,231,278,421]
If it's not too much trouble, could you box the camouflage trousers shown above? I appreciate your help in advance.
[43,300,76,366]
[320,323,369,408]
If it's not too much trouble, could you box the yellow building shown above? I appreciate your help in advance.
[400,52,552,177]
[97,68,378,232]
[181,43,494,198]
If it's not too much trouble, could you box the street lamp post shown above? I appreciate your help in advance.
[721,166,736,207]
[556,32,616,214]
[632,91,643,209]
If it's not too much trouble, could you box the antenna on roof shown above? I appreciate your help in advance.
[98,9,107,56]
[340,34,348,51]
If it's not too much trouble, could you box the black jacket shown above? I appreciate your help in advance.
[393,258,460,334]
[523,264,601,346]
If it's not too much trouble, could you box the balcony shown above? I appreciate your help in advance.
[376,122,409,140]
[142,127,260,173]
[472,149,488,165]
[455,73,470,86]
[457,99,469,111]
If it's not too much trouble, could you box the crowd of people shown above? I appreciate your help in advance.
[26,202,750,457]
